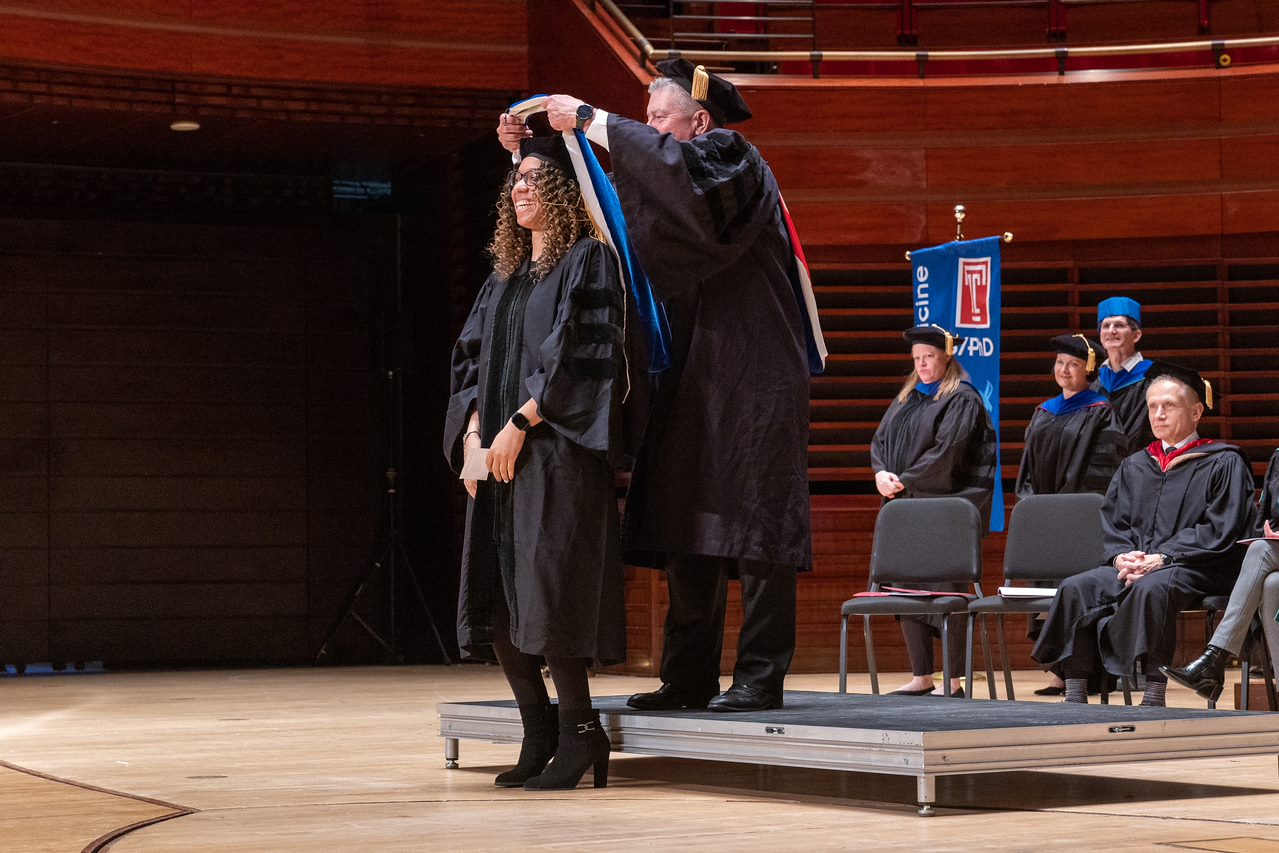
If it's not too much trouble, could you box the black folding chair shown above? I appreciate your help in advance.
[966,493,1104,700]
[839,497,983,698]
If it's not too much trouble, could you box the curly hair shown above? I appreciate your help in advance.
[487,163,599,280]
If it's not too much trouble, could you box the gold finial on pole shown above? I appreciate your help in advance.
[905,209,1013,261]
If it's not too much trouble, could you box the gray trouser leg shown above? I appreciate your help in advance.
[1260,572,1279,666]
[1210,541,1279,655]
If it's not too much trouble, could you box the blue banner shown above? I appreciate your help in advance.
[910,236,1004,533]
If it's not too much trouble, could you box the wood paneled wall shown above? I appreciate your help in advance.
[0,213,387,666]
[0,1,527,90]
[737,67,1279,255]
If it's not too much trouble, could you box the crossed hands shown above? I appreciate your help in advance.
[1114,551,1166,586]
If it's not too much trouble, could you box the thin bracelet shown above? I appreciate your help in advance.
[463,430,481,441]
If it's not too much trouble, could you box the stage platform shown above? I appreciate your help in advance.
[439,691,1279,815]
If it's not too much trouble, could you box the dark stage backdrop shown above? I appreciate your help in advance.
[0,197,428,667]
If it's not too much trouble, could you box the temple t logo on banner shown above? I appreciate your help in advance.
[956,256,992,329]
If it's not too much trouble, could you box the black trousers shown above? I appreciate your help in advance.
[659,553,797,697]
[900,614,965,678]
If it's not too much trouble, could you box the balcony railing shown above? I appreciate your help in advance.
[595,0,1279,77]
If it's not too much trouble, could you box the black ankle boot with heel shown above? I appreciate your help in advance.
[494,702,558,788]
[523,709,610,790]
[1162,645,1230,703]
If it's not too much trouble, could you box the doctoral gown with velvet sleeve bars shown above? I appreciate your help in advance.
[604,116,812,571]
[1014,393,1124,498]
[443,237,627,665]
[1031,441,1257,676]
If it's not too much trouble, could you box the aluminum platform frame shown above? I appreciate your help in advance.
[438,691,1279,815]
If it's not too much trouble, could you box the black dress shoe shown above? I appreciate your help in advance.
[1033,685,1065,696]
[626,683,716,711]
[706,684,783,712]
[889,687,934,696]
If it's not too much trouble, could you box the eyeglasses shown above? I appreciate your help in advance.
[505,167,545,189]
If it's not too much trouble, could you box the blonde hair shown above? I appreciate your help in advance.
[895,350,965,403]
[487,163,602,280]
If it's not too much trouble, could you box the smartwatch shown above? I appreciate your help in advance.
[510,412,531,432]
[575,103,596,131]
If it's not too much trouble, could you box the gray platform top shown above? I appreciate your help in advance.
[451,691,1266,733]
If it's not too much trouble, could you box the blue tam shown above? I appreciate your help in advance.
[1097,296,1141,327]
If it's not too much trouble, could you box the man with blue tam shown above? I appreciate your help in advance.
[1091,296,1165,456]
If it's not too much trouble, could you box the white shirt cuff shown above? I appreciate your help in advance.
[584,109,611,151]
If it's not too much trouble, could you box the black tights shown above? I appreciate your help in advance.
[491,595,593,714]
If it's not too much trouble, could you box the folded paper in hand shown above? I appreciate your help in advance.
[460,447,491,481]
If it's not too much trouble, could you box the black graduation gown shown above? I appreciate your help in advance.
[1031,441,1256,675]
[443,237,627,664]
[869,383,997,528]
[1090,359,1166,457]
[869,383,997,643]
[1014,396,1124,498]
[1258,448,1279,533]
[605,116,812,570]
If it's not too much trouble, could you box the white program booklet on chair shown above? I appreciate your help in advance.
[998,586,1057,598]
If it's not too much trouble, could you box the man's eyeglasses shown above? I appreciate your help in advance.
[506,167,545,189]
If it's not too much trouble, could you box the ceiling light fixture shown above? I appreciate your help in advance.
[169,119,201,132]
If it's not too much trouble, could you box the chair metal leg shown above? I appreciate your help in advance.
[941,617,952,697]
[1241,654,1249,711]
[1121,675,1133,706]
[863,615,879,695]
[965,613,976,699]
[976,615,995,699]
[839,615,849,693]
[996,614,1015,700]
[1263,650,1278,712]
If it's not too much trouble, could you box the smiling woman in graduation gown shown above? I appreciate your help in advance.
[444,137,626,790]
[1016,334,1123,498]
[870,325,997,697]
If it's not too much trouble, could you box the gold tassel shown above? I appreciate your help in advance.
[930,324,954,356]
[1073,333,1095,373]
[1203,377,1213,410]
[691,65,710,102]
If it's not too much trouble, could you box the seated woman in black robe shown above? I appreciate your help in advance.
[444,136,627,790]
[1017,333,1125,696]
[869,325,997,697]
[1016,334,1123,499]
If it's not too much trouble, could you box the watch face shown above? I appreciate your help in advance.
[576,104,593,120]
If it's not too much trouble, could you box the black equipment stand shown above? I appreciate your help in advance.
[316,216,452,664]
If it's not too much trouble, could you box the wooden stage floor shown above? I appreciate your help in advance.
[2,665,1279,851]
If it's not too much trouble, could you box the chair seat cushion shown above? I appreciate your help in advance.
[967,594,1055,614]
[841,595,973,617]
